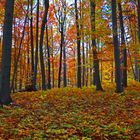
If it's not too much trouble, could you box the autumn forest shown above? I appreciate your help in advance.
[0,0,140,139]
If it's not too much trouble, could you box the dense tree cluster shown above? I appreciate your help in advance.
[0,0,140,104]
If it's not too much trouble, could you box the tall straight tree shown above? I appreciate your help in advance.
[46,25,51,89]
[80,0,85,87]
[39,0,49,90]
[90,0,103,91]
[30,0,35,89]
[0,0,15,104]
[50,26,55,88]
[63,40,67,87]
[54,0,67,88]
[33,0,39,90]
[111,0,123,93]
[75,0,81,88]
[62,1,67,88]
[118,1,127,87]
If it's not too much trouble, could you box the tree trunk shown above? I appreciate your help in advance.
[39,0,49,90]
[56,0,66,88]
[90,0,103,91]
[86,42,89,86]
[82,39,85,87]
[12,18,17,93]
[75,0,81,88]
[63,44,67,87]
[33,0,39,90]
[79,0,85,87]
[30,0,35,89]
[118,2,127,87]
[46,25,51,89]
[51,26,55,88]
[0,0,15,105]
[19,59,22,91]
[111,0,123,93]
[58,29,64,88]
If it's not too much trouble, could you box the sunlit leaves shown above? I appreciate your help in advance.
[0,83,140,139]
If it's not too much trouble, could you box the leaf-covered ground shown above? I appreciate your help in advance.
[0,82,140,140]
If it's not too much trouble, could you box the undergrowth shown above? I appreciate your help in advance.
[0,82,140,139]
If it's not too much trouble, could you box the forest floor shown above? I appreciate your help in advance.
[0,81,140,140]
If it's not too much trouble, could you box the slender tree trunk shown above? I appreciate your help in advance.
[82,38,85,87]
[118,2,127,87]
[58,29,64,88]
[0,0,15,105]
[81,16,85,87]
[12,18,17,93]
[100,40,103,82]
[51,26,55,88]
[111,0,123,93]
[75,0,81,88]
[63,44,67,87]
[89,40,93,86]
[86,42,89,86]
[52,56,55,88]
[30,0,35,89]
[14,70,17,92]
[46,25,51,89]
[33,0,39,90]
[39,0,49,90]
[79,0,85,87]
[19,59,22,91]
[26,28,31,86]
[56,0,66,88]
[90,0,103,91]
